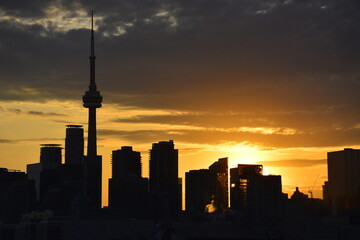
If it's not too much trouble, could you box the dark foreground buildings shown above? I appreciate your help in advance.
[186,169,212,213]
[209,157,229,212]
[230,164,283,222]
[27,144,62,203]
[185,158,228,214]
[149,140,179,220]
[108,146,149,218]
[0,168,35,223]
[324,148,360,216]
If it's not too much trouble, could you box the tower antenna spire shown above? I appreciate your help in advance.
[91,10,94,31]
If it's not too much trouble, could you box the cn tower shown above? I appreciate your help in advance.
[83,11,102,208]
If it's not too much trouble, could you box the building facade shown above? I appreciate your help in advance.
[109,146,149,218]
[185,169,212,213]
[0,168,36,223]
[230,164,283,222]
[65,125,84,165]
[324,148,360,215]
[208,157,228,212]
[149,140,179,219]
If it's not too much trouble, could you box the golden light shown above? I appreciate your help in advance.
[222,142,269,168]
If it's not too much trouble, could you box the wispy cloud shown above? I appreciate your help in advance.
[27,110,66,117]
[258,159,326,168]
[0,138,63,144]
[8,108,66,117]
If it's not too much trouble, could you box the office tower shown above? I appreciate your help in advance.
[230,164,283,222]
[149,140,179,219]
[40,144,62,168]
[65,125,84,165]
[63,125,85,211]
[0,168,36,223]
[209,157,229,211]
[27,144,62,201]
[185,169,211,213]
[112,146,141,178]
[82,12,103,208]
[324,148,360,215]
[108,146,149,218]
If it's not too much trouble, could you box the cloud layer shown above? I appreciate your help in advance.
[1,0,360,149]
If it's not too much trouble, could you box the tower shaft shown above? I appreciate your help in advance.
[87,108,97,157]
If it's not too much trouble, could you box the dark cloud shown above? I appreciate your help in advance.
[8,108,67,117]
[0,0,52,18]
[0,138,63,144]
[9,108,22,114]
[1,0,360,148]
[27,110,66,117]
[258,159,326,168]
[0,139,17,144]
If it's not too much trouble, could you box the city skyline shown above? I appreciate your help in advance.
[1,1,360,206]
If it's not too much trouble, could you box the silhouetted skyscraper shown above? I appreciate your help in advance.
[149,140,179,219]
[0,168,36,223]
[230,164,283,222]
[109,146,149,218]
[112,146,141,178]
[65,125,84,165]
[324,148,360,215]
[185,169,211,213]
[40,144,62,168]
[209,157,228,212]
[82,12,102,208]
[27,144,62,201]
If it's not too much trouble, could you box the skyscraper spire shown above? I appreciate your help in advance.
[91,10,94,31]
[82,11,103,208]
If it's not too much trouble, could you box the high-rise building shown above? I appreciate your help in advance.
[40,144,62,168]
[27,127,85,215]
[0,168,36,223]
[149,140,179,219]
[185,158,228,213]
[27,144,62,201]
[324,148,360,215]
[112,146,141,178]
[209,157,228,211]
[230,164,283,222]
[185,169,211,213]
[65,125,84,165]
[62,125,85,212]
[82,12,103,208]
[108,146,149,218]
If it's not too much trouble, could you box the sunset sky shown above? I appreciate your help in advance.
[1,0,360,206]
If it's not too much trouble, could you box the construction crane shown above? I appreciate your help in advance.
[308,174,319,198]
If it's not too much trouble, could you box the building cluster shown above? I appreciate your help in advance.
[186,159,283,223]
[18,132,182,220]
